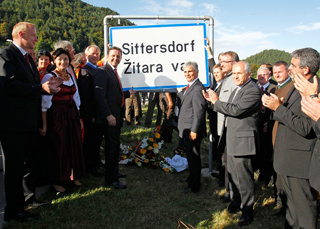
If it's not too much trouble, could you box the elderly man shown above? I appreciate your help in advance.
[178,61,206,193]
[0,22,61,222]
[204,61,261,226]
[262,48,320,229]
[256,67,276,184]
[77,45,104,177]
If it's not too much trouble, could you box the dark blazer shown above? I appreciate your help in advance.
[177,79,207,139]
[309,120,320,191]
[273,77,319,179]
[0,44,41,132]
[94,63,124,125]
[214,80,261,156]
[77,63,99,119]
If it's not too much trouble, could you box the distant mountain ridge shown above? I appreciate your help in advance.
[244,49,291,78]
[0,0,133,54]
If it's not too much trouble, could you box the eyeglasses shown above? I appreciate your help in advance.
[220,60,233,64]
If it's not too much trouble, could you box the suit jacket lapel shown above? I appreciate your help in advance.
[181,79,199,104]
[105,63,122,92]
[10,44,39,83]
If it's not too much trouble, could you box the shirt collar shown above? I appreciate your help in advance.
[12,41,27,56]
[188,77,199,87]
[86,61,97,69]
[278,77,292,88]
[258,82,270,90]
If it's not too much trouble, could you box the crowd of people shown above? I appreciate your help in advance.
[0,21,320,229]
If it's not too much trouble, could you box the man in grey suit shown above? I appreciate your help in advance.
[262,48,320,229]
[204,61,261,226]
[178,61,206,193]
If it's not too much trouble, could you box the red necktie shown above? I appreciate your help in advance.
[185,84,190,92]
[260,86,264,93]
[114,68,124,107]
[25,54,30,66]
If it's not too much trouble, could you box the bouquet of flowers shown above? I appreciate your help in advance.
[120,126,176,173]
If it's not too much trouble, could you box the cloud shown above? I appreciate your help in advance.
[212,22,279,58]
[139,0,194,16]
[199,3,217,15]
[288,22,320,33]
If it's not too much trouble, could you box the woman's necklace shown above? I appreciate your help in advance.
[55,69,69,81]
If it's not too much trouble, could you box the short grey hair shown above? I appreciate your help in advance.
[291,48,320,75]
[257,67,270,76]
[54,40,73,51]
[183,61,199,72]
[85,45,101,55]
[233,61,251,74]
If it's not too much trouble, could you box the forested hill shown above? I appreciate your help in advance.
[0,0,133,54]
[245,49,291,77]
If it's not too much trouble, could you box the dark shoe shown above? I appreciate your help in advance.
[125,120,131,126]
[211,169,220,178]
[181,186,199,193]
[117,172,126,178]
[220,193,231,203]
[4,210,39,222]
[89,168,104,177]
[227,202,241,214]
[238,213,253,227]
[106,181,126,189]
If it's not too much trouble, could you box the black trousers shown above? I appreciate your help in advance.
[181,130,202,192]
[101,124,121,184]
[83,118,103,172]
[0,131,39,216]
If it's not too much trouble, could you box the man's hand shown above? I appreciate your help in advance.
[262,93,282,111]
[42,77,63,94]
[190,131,197,140]
[294,73,318,97]
[301,95,320,122]
[106,115,116,126]
[202,89,219,104]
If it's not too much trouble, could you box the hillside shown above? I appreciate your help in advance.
[0,0,133,54]
[245,49,291,77]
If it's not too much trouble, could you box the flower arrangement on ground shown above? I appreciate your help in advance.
[120,126,176,173]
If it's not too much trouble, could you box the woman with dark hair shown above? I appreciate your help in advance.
[40,48,85,193]
[37,49,53,80]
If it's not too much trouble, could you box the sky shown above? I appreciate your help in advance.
[83,0,320,60]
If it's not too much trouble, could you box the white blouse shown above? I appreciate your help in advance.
[41,66,81,111]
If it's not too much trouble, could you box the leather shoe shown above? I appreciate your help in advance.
[220,193,231,203]
[238,213,253,227]
[4,210,39,222]
[106,181,126,189]
[227,202,241,214]
[117,172,126,178]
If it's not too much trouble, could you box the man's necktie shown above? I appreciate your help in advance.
[114,68,124,107]
[185,84,190,91]
[260,86,264,93]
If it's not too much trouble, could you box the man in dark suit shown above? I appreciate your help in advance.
[77,45,104,176]
[262,48,320,229]
[178,61,206,193]
[94,46,127,189]
[203,61,261,226]
[0,22,61,222]
[255,67,277,184]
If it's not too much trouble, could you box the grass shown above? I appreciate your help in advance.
[3,105,310,229]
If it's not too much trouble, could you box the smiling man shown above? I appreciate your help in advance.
[94,46,128,189]
[203,61,261,226]
[177,61,206,193]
